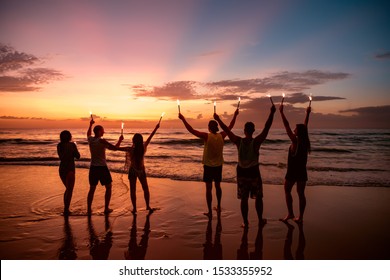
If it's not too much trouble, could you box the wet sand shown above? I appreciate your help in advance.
[0,165,389,260]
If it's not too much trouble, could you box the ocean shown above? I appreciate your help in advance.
[0,128,389,187]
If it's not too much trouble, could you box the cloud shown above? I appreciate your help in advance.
[206,70,350,94]
[276,92,345,104]
[129,70,350,101]
[130,81,199,100]
[0,115,30,120]
[0,44,38,73]
[340,105,390,116]
[374,51,390,60]
[0,43,65,92]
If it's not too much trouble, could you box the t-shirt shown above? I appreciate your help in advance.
[88,136,108,166]
[238,138,259,169]
[202,133,224,167]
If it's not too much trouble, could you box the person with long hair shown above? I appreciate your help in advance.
[214,105,275,227]
[57,130,80,216]
[119,123,160,213]
[179,109,239,218]
[279,105,311,223]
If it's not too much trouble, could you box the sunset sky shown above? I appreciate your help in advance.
[1,0,389,129]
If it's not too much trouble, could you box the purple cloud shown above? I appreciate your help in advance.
[0,44,65,92]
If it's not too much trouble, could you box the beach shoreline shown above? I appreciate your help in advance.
[0,165,389,260]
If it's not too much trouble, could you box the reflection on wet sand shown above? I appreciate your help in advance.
[282,221,306,260]
[203,213,222,260]
[88,215,112,260]
[125,212,152,260]
[58,215,77,260]
[237,223,264,260]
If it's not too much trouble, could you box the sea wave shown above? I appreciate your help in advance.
[312,148,353,154]
[0,139,56,145]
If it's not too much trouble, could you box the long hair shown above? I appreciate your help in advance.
[296,124,311,154]
[132,133,144,168]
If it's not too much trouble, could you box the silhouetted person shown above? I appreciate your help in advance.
[125,212,152,260]
[118,123,160,213]
[57,130,80,215]
[179,109,239,218]
[203,211,222,260]
[58,215,77,260]
[88,215,112,260]
[279,105,311,223]
[214,105,275,227]
[87,119,123,215]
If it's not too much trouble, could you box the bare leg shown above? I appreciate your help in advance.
[241,197,249,227]
[63,171,75,215]
[87,184,97,215]
[104,183,112,214]
[294,181,306,223]
[215,181,222,212]
[255,196,267,225]
[281,179,295,221]
[129,177,137,213]
[204,182,212,217]
[139,176,151,211]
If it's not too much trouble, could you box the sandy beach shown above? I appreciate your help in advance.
[0,165,389,260]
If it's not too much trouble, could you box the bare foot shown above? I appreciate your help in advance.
[241,222,249,229]
[213,206,221,213]
[203,212,212,219]
[279,214,295,222]
[131,208,137,214]
[104,208,113,215]
[293,217,303,224]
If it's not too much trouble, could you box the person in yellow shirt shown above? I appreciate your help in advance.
[179,109,239,218]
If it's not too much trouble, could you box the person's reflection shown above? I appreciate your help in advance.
[282,221,306,260]
[125,212,152,260]
[58,215,77,259]
[203,212,222,259]
[237,224,264,260]
[88,215,112,260]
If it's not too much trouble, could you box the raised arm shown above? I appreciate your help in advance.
[221,109,239,139]
[213,113,240,145]
[255,105,276,145]
[105,135,124,151]
[178,113,208,140]
[87,119,95,138]
[144,123,160,148]
[279,105,296,142]
[304,106,311,127]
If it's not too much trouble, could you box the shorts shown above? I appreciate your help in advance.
[203,165,222,183]
[89,165,112,186]
[128,167,147,181]
[237,165,263,199]
[285,168,308,182]
[59,168,75,185]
